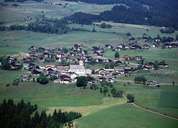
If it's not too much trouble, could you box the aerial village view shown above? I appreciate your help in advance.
[0,0,178,128]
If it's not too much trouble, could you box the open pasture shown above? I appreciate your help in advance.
[77,104,178,128]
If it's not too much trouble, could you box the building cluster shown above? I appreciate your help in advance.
[19,44,143,84]
[4,43,169,85]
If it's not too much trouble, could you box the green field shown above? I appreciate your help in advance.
[70,22,178,38]
[114,84,178,117]
[0,30,125,55]
[0,0,114,25]
[77,104,178,128]
[0,83,104,108]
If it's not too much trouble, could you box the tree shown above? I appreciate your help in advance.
[105,62,115,69]
[37,74,49,85]
[76,76,88,88]
[0,99,81,128]
[0,56,11,70]
[153,61,159,70]
[111,88,117,97]
[114,90,124,98]
[12,78,20,86]
[115,51,120,58]
[134,76,147,85]
[100,23,112,29]
[172,81,175,86]
[103,86,109,96]
[176,34,178,41]
[127,94,135,103]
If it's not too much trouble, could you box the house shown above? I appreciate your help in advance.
[146,80,159,87]
[105,44,113,49]
[69,64,91,76]
[129,44,142,50]
[54,74,72,84]
[143,44,150,49]
[56,66,69,73]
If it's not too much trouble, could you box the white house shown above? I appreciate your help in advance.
[69,65,86,76]
[69,62,92,76]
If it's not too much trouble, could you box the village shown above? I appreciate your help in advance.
[0,40,173,87]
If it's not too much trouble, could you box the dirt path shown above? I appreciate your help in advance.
[133,103,178,121]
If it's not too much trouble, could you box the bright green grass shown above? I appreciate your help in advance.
[0,83,103,108]
[77,104,178,128]
[115,84,178,117]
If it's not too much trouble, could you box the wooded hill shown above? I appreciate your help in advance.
[65,0,178,29]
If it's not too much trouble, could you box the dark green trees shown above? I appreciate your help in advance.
[0,99,82,128]
[76,76,88,88]
[134,76,147,85]
[115,51,120,58]
[37,74,49,85]
[127,94,135,103]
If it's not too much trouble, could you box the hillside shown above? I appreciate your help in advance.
[65,0,178,29]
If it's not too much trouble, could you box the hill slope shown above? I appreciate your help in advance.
[65,0,178,28]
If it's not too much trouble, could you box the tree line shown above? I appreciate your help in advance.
[0,99,82,128]
[0,17,70,34]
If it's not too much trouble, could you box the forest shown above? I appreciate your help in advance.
[0,99,82,128]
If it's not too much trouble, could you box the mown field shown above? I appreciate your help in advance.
[77,104,178,128]
[115,84,178,117]
[0,83,104,108]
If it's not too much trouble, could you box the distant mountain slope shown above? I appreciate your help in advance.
[65,0,178,29]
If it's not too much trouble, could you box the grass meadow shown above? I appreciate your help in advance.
[77,104,178,128]
[0,83,103,108]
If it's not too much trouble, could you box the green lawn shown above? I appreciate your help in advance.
[115,84,178,118]
[77,104,178,128]
[0,69,22,85]
[0,83,103,108]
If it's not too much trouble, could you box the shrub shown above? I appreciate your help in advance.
[127,94,135,103]
[37,74,49,85]
[134,76,147,84]
[76,76,88,87]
